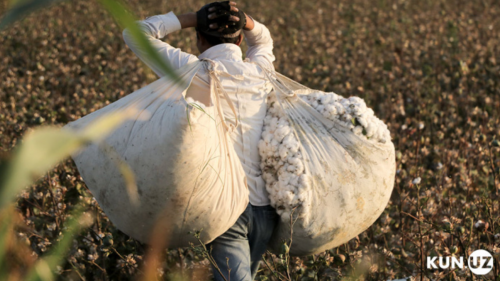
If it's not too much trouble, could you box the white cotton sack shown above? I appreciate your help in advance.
[258,70,395,256]
[65,61,248,248]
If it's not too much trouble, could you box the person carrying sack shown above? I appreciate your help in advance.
[122,1,278,280]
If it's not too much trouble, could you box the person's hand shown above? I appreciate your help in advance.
[206,1,254,31]
[206,1,240,30]
[196,1,246,36]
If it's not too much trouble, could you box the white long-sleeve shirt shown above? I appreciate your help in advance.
[123,12,275,206]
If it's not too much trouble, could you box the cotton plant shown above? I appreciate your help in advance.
[259,91,391,221]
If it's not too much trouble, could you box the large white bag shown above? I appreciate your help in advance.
[65,60,248,248]
[258,68,396,256]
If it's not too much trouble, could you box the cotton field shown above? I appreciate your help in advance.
[1,0,499,280]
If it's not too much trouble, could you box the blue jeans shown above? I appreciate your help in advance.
[207,204,279,281]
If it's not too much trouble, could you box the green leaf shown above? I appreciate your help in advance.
[0,128,84,208]
[97,0,183,85]
[0,110,134,209]
[0,0,63,30]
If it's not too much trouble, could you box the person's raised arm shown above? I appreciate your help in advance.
[122,12,199,77]
[243,14,275,70]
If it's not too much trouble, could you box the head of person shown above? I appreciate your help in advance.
[195,1,246,53]
[195,28,243,53]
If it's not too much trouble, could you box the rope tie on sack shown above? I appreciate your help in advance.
[203,59,241,132]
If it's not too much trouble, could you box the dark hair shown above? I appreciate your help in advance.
[196,28,240,46]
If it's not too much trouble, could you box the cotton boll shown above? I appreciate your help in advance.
[266,156,276,166]
[325,104,337,117]
[294,161,304,175]
[281,135,294,148]
[311,100,319,108]
[263,172,276,183]
[287,156,299,164]
[349,102,367,116]
[322,110,332,119]
[270,104,285,117]
[289,175,299,187]
[290,195,300,206]
[356,101,367,112]
[343,113,353,122]
[258,140,266,154]
[273,149,280,157]
[277,117,288,125]
[285,154,299,166]
[297,190,307,201]
[348,96,363,104]
[263,132,273,143]
[304,95,314,103]
[372,122,381,139]
[270,117,279,130]
[284,190,295,202]
[267,150,276,160]
[334,102,345,115]
[278,178,291,191]
[281,134,293,144]
[353,126,363,135]
[283,136,300,154]
[293,151,302,160]
[267,181,279,195]
[281,211,291,222]
[287,165,298,173]
[310,92,321,100]
[277,188,290,199]
[288,144,299,155]
[265,183,275,194]
[365,122,376,138]
[298,175,310,190]
[274,126,291,142]
[271,139,279,149]
[384,130,392,141]
[330,93,341,103]
[356,116,368,128]
[369,123,381,140]
[277,165,288,177]
[269,197,276,208]
[316,104,325,113]
[279,145,289,161]
[340,98,351,109]
[320,94,333,105]
[268,106,279,116]
[258,140,270,154]
[364,108,375,118]
[264,114,273,125]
